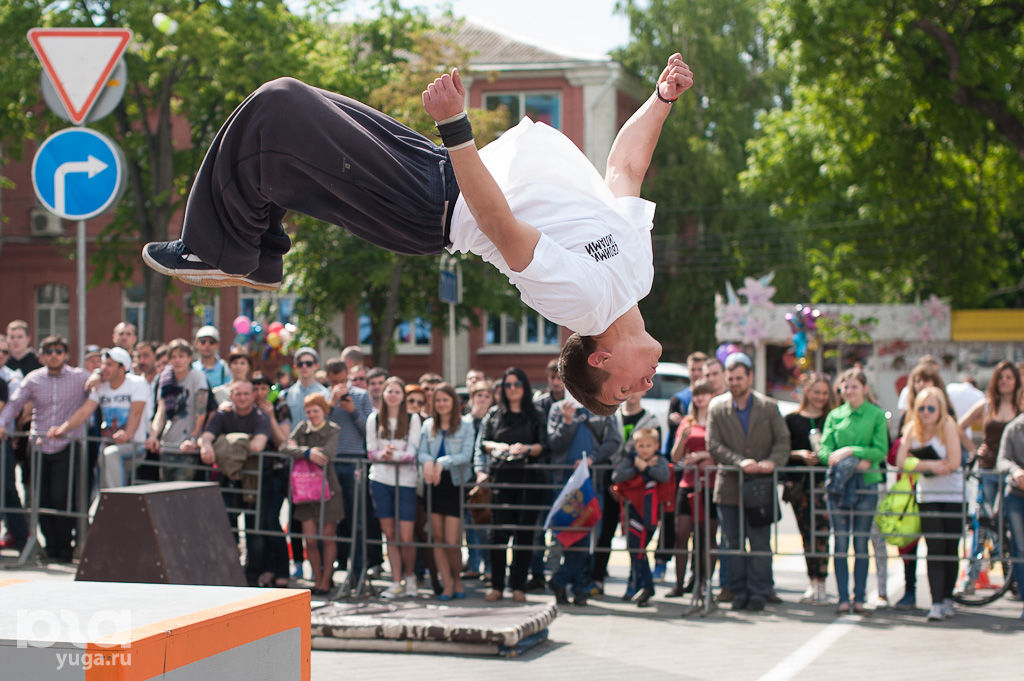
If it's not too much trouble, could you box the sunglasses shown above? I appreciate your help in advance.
[917,404,938,414]
[41,347,66,355]
[407,398,424,405]
[503,381,522,389]
[0,349,8,355]
[295,360,315,368]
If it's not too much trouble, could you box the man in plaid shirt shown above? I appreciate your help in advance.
[0,335,89,562]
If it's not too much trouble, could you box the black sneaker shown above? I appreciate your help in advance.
[183,255,282,292]
[143,240,259,289]
[550,582,569,606]
[572,592,588,606]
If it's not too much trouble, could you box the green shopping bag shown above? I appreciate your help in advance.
[875,472,921,547]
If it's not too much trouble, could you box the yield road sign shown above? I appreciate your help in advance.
[41,57,127,124]
[27,27,132,125]
[31,128,125,220]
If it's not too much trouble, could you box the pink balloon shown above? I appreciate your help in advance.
[267,321,285,334]
[232,315,251,335]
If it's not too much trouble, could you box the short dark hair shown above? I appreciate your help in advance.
[545,358,559,375]
[558,333,615,416]
[250,371,273,387]
[166,338,194,359]
[367,366,387,381]
[325,359,346,375]
[39,335,69,353]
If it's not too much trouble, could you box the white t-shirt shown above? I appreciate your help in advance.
[911,435,964,503]
[447,118,656,336]
[91,374,150,444]
[366,412,422,488]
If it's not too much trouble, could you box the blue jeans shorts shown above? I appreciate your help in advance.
[370,480,417,522]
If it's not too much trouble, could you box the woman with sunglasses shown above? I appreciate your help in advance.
[367,376,422,599]
[474,367,547,602]
[819,368,888,615]
[896,386,963,621]
[405,384,429,420]
[418,383,474,599]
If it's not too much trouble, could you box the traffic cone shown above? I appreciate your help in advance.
[974,567,992,590]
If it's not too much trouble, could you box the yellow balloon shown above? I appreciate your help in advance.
[267,332,282,349]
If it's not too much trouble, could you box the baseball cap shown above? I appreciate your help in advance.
[84,344,102,358]
[103,346,132,371]
[294,346,319,363]
[195,325,220,342]
[725,352,753,370]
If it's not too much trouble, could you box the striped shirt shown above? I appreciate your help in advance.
[0,364,90,453]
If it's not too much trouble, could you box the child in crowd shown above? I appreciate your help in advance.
[612,427,672,607]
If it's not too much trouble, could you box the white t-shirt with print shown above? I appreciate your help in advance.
[90,374,150,444]
[447,118,656,337]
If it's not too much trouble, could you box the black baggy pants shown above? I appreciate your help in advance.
[182,77,459,274]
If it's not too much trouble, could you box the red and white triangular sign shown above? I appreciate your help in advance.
[27,27,132,125]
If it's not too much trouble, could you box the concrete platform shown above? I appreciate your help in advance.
[0,580,309,680]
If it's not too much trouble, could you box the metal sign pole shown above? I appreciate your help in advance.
[77,219,86,365]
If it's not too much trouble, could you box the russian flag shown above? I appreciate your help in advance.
[544,458,602,547]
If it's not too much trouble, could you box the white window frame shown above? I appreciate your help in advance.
[479,311,561,354]
[357,312,433,356]
[35,284,70,341]
[122,285,146,335]
[483,91,563,131]
[238,292,297,326]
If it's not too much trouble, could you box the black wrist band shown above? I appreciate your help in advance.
[436,112,474,150]
[656,88,677,104]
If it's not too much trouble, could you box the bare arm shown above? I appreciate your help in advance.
[422,69,541,272]
[605,53,693,198]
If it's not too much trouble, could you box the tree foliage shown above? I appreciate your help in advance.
[741,0,1024,308]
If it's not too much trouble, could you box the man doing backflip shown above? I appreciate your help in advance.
[143,54,693,416]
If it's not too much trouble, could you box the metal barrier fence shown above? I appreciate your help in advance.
[1,433,1019,615]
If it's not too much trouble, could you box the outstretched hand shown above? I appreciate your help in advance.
[657,53,693,101]
[422,68,466,122]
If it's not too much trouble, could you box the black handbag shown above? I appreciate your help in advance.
[742,476,781,528]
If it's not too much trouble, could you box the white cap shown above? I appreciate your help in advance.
[195,325,220,342]
[103,346,132,371]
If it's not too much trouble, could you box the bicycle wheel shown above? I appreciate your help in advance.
[952,522,1014,606]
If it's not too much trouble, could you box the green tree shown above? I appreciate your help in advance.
[741,0,1024,308]
[612,0,791,355]
[0,0,352,340]
[285,7,518,369]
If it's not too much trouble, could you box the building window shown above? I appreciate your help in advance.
[36,284,70,340]
[123,284,146,334]
[358,313,432,355]
[185,291,219,329]
[484,311,560,351]
[484,92,561,130]
[239,292,296,326]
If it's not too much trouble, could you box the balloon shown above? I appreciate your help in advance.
[278,327,292,345]
[267,331,282,349]
[152,12,179,35]
[284,323,297,334]
[267,321,285,334]
[784,312,798,334]
[804,308,821,332]
[716,342,738,365]
[793,331,808,359]
[798,356,810,370]
[251,323,262,338]
[232,315,251,335]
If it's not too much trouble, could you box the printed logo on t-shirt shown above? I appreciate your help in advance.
[584,234,619,262]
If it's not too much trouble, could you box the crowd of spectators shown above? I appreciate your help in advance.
[1,318,1023,622]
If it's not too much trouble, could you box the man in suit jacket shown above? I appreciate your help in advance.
[706,353,790,611]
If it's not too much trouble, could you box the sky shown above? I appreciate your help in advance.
[334,0,633,60]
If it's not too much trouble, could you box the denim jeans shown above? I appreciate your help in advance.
[1,441,28,545]
[1003,492,1024,592]
[717,504,773,601]
[828,485,878,604]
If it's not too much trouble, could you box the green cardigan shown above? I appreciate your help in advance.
[818,401,889,485]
